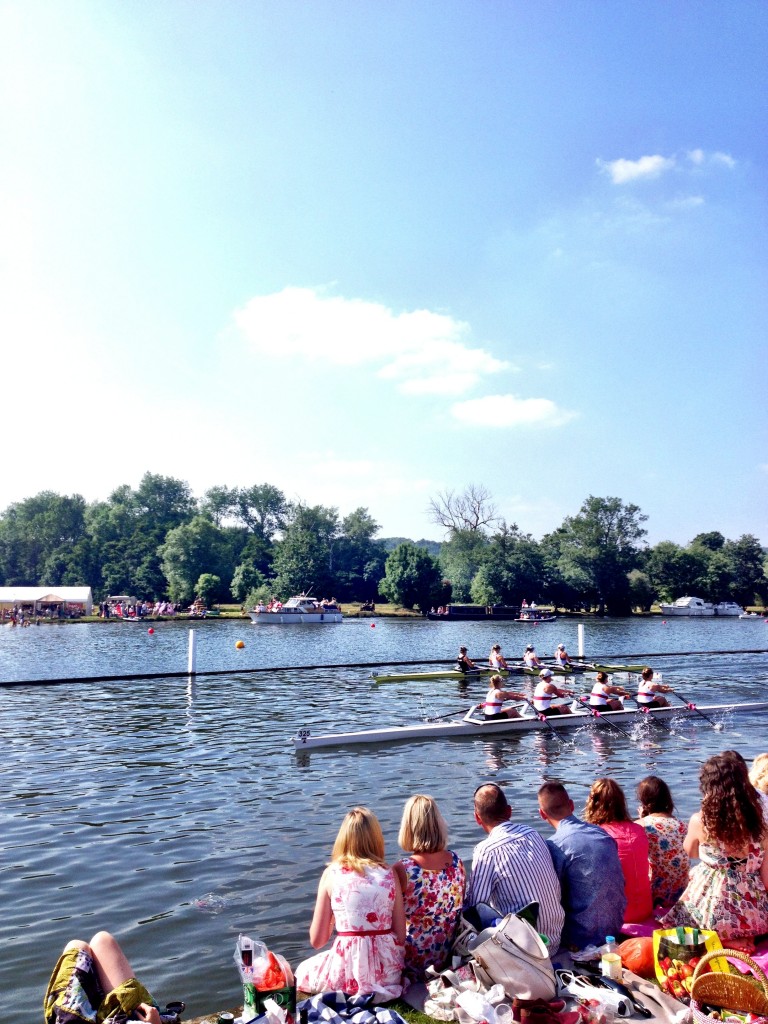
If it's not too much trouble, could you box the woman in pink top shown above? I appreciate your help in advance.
[584,778,653,924]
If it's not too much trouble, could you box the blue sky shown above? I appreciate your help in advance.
[1,0,766,545]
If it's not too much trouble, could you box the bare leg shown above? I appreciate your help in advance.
[89,931,134,993]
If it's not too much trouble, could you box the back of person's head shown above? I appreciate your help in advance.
[700,751,766,848]
[637,775,675,816]
[538,782,572,820]
[641,667,654,681]
[398,794,448,853]
[474,783,511,825]
[332,806,386,873]
[584,777,630,824]
[749,753,768,794]
[489,673,503,686]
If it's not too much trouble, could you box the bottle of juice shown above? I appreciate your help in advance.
[600,935,622,980]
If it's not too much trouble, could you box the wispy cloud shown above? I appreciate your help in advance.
[598,155,676,184]
[598,149,736,185]
[450,394,576,428]
[232,287,511,395]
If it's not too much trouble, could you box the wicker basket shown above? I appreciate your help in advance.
[690,948,768,1015]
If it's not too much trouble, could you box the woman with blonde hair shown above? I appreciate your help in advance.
[584,778,653,923]
[749,753,768,812]
[661,751,768,951]
[394,795,466,982]
[295,807,405,1000]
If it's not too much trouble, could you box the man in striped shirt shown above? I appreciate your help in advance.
[466,783,564,954]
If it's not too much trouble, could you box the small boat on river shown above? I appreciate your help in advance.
[249,595,343,624]
[292,700,768,749]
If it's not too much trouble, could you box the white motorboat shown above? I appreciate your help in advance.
[713,601,744,616]
[291,700,768,749]
[249,595,343,624]
[739,611,763,619]
[659,596,715,616]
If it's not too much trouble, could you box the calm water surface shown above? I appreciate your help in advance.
[2,616,767,1021]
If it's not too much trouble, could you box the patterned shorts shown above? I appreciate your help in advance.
[44,946,155,1024]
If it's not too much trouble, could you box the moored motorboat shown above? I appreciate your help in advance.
[713,601,744,616]
[249,595,343,624]
[659,596,715,616]
[291,700,768,749]
[739,611,763,619]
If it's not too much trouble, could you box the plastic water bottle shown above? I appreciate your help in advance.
[600,935,622,980]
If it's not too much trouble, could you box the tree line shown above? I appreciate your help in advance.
[0,476,765,614]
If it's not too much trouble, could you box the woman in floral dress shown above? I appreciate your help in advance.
[635,775,690,909]
[661,751,768,951]
[296,807,405,1000]
[394,795,466,982]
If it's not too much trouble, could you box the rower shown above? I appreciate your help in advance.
[636,666,671,708]
[523,644,542,669]
[554,643,572,670]
[456,646,477,673]
[589,671,629,711]
[533,668,573,715]
[489,643,509,670]
[482,674,527,720]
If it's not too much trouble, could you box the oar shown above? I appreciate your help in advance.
[520,697,568,744]
[668,688,723,730]
[574,696,640,742]
[427,706,479,722]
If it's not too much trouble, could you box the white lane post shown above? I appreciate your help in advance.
[577,623,585,658]
[188,628,197,676]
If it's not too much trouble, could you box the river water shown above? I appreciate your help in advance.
[2,615,767,1021]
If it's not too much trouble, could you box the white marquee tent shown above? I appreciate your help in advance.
[0,586,93,615]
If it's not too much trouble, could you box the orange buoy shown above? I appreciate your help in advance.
[235,640,245,649]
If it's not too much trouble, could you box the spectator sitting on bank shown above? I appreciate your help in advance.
[584,777,653,925]
[537,782,626,949]
[394,794,466,982]
[45,931,165,1024]
[466,782,564,954]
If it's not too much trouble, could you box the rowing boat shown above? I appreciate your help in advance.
[371,662,648,684]
[292,700,768,749]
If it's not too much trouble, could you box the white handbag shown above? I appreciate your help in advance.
[468,913,556,1001]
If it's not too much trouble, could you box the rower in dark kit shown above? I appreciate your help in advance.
[455,646,477,673]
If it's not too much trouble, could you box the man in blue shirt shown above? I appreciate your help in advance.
[537,782,626,951]
[467,783,564,954]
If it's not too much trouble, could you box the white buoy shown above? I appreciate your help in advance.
[577,623,585,658]
[188,628,197,676]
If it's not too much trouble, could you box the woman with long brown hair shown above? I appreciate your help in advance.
[584,778,653,923]
[635,775,689,909]
[661,751,768,950]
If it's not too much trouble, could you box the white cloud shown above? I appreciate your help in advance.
[711,151,736,169]
[450,394,576,428]
[669,195,705,210]
[232,287,509,395]
[598,154,676,184]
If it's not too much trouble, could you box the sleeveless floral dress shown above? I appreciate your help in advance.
[295,863,404,1000]
[638,814,690,909]
[399,851,466,980]
[661,839,768,940]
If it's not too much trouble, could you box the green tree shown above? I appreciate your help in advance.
[234,484,288,538]
[333,508,387,601]
[555,496,648,615]
[159,516,236,604]
[0,491,92,585]
[200,486,238,526]
[440,529,490,602]
[271,503,339,598]
[379,542,441,610]
[470,525,544,605]
[646,541,708,602]
[195,573,222,606]
[627,569,656,611]
[724,534,766,605]
[230,562,267,603]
